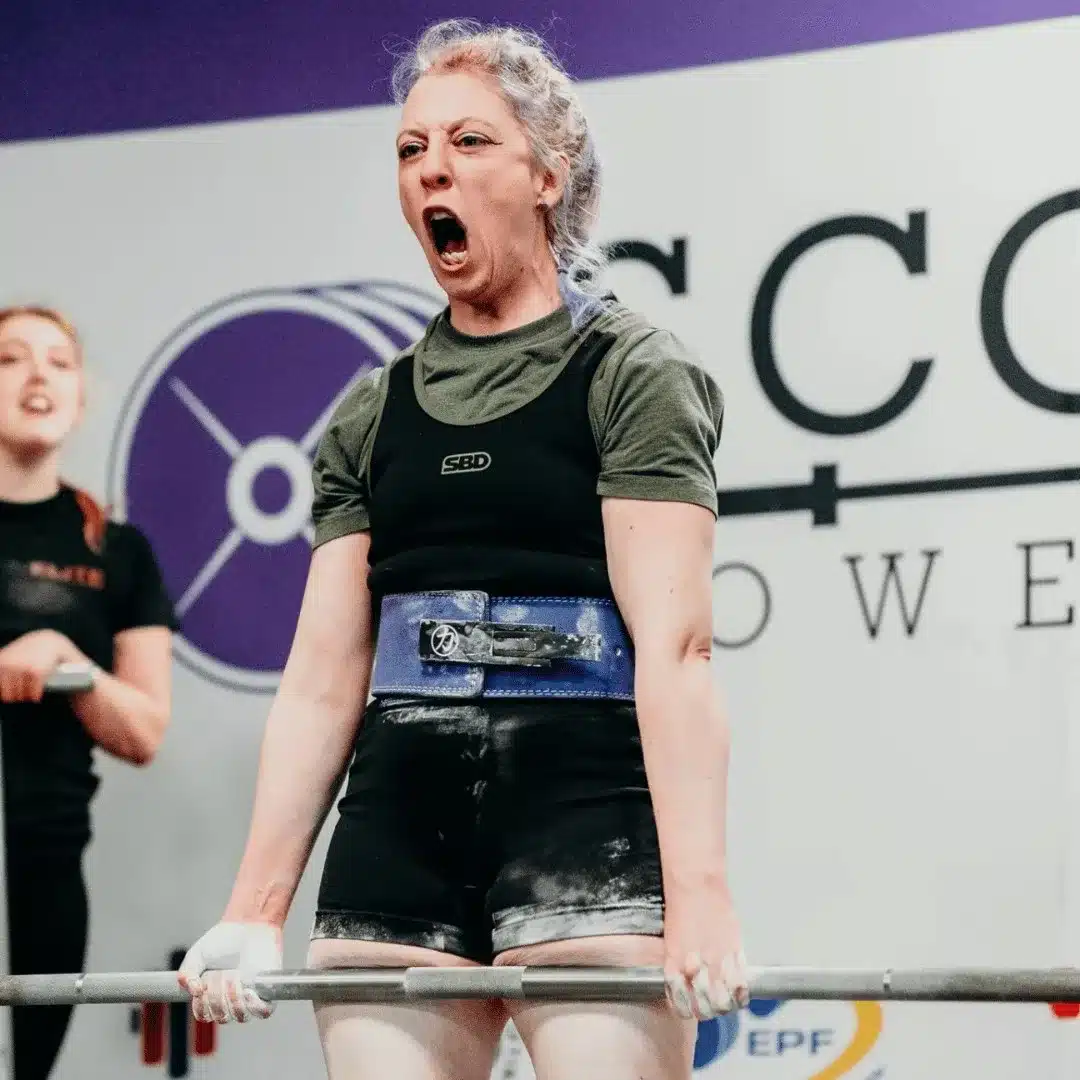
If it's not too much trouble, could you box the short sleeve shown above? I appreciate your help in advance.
[311,367,385,548]
[109,525,179,633]
[591,330,724,515]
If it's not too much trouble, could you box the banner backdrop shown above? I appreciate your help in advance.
[0,12,1078,1080]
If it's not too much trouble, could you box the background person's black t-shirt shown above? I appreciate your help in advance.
[0,486,176,850]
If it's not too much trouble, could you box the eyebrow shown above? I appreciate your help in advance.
[397,116,496,141]
[0,339,74,360]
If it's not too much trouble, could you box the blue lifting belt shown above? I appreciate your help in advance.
[371,591,635,701]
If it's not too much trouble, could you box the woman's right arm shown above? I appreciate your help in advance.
[219,530,374,927]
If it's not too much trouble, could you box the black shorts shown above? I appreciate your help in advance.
[313,697,665,963]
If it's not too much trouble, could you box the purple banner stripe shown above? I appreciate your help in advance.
[2,1,1076,144]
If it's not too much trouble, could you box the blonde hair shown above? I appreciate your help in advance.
[391,19,608,292]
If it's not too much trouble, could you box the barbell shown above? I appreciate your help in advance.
[0,966,1078,1007]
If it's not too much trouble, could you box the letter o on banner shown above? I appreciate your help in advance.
[712,562,772,649]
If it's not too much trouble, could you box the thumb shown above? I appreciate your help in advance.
[177,940,207,991]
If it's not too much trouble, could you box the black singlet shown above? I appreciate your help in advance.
[366,330,617,603]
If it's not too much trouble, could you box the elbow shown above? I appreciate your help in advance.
[128,742,157,768]
[680,630,713,665]
[636,626,714,669]
[281,643,374,714]
[633,627,721,724]
[128,708,170,767]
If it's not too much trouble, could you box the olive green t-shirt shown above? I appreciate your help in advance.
[311,300,724,548]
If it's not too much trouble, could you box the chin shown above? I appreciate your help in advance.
[430,260,499,306]
[3,429,67,458]
[440,277,487,304]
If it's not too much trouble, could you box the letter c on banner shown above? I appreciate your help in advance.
[712,561,771,649]
[750,212,932,435]
[981,189,1080,413]
[605,238,688,295]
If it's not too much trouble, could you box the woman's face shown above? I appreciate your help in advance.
[0,314,84,458]
[397,70,561,307]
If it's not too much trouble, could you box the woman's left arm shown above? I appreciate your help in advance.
[603,494,747,1016]
[70,626,172,766]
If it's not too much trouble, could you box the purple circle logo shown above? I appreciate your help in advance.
[107,281,442,692]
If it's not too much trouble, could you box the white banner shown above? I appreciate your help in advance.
[0,14,1077,1079]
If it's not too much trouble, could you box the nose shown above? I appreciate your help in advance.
[419,140,452,192]
[26,354,49,383]
[24,361,47,385]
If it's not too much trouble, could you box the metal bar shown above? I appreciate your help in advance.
[1,966,1079,1007]
[44,664,95,693]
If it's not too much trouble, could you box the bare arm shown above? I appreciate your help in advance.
[221,532,375,927]
[603,497,731,898]
[70,626,172,765]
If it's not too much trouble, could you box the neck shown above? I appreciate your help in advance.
[0,444,62,503]
[448,250,562,337]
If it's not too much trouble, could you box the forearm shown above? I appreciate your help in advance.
[42,630,167,766]
[222,665,370,926]
[71,667,168,765]
[635,651,732,897]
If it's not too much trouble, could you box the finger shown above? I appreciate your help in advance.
[682,952,711,1020]
[203,973,232,1024]
[691,964,720,1019]
[700,963,734,1017]
[1,672,19,703]
[191,992,211,1024]
[27,672,45,703]
[724,950,750,1009]
[665,970,695,1019]
[195,992,221,1026]
[225,974,250,1023]
[209,997,232,1024]
[22,671,41,703]
[243,987,275,1019]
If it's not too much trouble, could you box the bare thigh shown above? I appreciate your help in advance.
[308,939,508,1080]
[494,935,696,1080]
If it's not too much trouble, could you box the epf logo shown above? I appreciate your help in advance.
[693,998,884,1079]
[108,281,442,693]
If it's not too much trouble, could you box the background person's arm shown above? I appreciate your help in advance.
[71,626,172,764]
[0,625,172,766]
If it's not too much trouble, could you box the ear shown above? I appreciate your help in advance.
[535,153,569,211]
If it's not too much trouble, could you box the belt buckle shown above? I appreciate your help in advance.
[419,620,602,668]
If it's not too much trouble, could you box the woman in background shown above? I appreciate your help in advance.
[0,306,176,1079]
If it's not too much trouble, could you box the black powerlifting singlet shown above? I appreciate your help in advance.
[367,329,617,603]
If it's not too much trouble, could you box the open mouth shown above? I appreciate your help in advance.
[425,209,468,266]
[20,393,54,416]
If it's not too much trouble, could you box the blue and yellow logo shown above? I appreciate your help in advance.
[693,998,883,1078]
